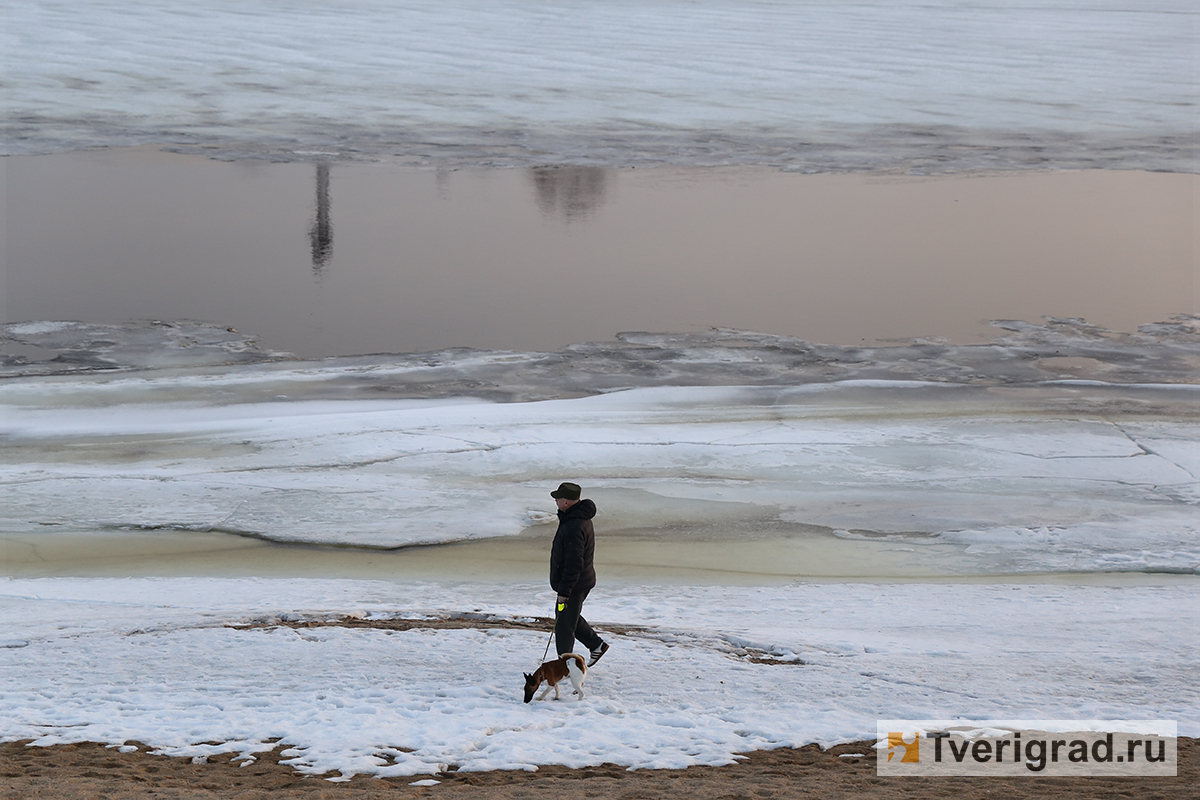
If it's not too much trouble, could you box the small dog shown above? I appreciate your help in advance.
[523,653,587,702]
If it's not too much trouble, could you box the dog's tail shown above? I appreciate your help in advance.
[565,652,587,680]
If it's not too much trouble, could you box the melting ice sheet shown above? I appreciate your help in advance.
[2,318,1198,578]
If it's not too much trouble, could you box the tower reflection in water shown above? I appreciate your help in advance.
[304,164,610,281]
[309,162,333,275]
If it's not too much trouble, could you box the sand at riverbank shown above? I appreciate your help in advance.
[2,737,1194,799]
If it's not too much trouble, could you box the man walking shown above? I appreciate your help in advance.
[549,482,610,666]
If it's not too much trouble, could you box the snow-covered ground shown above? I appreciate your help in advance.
[4,0,1195,170]
[2,578,1196,778]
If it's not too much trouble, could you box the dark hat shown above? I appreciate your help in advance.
[550,482,581,501]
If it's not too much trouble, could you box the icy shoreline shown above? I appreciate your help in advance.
[4,316,1199,389]
[3,318,1197,574]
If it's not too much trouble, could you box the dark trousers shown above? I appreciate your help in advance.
[555,586,602,657]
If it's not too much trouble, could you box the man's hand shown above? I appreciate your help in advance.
[556,596,567,614]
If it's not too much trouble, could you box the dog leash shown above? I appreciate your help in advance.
[540,599,562,662]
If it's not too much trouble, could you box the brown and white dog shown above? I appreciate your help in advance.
[523,653,587,702]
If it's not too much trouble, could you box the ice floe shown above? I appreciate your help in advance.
[2,318,1197,575]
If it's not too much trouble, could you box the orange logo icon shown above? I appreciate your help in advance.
[887,732,920,763]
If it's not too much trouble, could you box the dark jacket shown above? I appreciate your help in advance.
[549,499,597,597]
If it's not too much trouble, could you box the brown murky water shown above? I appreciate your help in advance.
[4,148,1195,357]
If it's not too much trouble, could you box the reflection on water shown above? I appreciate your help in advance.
[4,150,1195,358]
[529,166,607,221]
[309,162,333,275]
